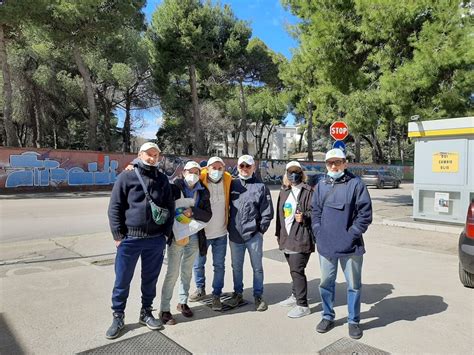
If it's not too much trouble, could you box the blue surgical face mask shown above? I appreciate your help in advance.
[239,174,252,180]
[208,170,223,182]
[288,172,303,184]
[327,170,345,180]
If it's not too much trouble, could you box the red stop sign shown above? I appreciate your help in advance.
[330,121,349,140]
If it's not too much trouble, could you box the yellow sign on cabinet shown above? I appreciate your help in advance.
[432,152,459,173]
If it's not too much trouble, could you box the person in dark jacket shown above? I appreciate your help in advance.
[276,161,314,318]
[226,155,274,312]
[106,142,174,339]
[159,160,212,325]
[311,148,372,340]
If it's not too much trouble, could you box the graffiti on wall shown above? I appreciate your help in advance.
[4,151,119,187]
[0,148,413,192]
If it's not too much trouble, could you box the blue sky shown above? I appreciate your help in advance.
[118,0,299,139]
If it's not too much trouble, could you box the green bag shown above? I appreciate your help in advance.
[134,168,170,225]
[149,200,170,225]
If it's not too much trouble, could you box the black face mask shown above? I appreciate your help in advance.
[288,172,302,184]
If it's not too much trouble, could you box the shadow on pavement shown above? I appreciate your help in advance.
[0,313,25,354]
[360,295,448,330]
[172,281,395,325]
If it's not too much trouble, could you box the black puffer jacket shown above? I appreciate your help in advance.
[170,179,212,256]
[275,183,315,254]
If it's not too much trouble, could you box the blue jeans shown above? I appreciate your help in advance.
[160,236,199,312]
[229,233,264,297]
[319,254,363,324]
[111,236,166,313]
[193,235,227,296]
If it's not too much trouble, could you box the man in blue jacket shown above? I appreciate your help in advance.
[106,142,174,339]
[311,148,372,339]
[226,155,274,311]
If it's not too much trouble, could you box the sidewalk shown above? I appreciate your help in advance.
[1,185,471,354]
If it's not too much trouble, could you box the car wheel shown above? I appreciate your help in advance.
[394,181,400,188]
[459,262,474,288]
[377,181,384,189]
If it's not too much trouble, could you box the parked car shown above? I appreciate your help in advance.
[361,170,401,189]
[458,200,474,288]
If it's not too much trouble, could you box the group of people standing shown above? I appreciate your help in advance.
[106,142,372,341]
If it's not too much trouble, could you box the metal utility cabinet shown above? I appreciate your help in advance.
[408,117,474,224]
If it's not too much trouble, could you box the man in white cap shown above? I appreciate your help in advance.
[188,156,233,310]
[159,160,212,325]
[225,155,274,311]
[106,142,174,339]
[311,148,372,339]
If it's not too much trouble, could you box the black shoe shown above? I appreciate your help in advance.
[106,312,124,339]
[316,319,335,333]
[139,308,164,330]
[349,323,363,339]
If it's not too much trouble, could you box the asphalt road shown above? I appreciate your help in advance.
[1,182,414,243]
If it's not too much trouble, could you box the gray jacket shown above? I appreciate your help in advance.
[228,176,274,243]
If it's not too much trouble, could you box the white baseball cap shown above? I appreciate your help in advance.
[184,160,201,171]
[207,156,225,167]
[325,148,346,161]
[238,155,255,166]
[286,161,302,170]
[139,142,161,153]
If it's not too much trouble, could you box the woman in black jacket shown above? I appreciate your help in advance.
[275,161,314,318]
[159,161,212,325]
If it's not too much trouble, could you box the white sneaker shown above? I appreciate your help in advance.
[279,294,297,307]
[287,305,311,318]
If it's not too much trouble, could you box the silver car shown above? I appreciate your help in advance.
[361,170,401,189]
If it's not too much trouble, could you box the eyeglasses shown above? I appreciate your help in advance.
[239,164,252,169]
[326,160,344,167]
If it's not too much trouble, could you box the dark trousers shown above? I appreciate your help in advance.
[111,236,166,313]
[284,252,311,307]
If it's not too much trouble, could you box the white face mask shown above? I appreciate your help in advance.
[141,160,159,167]
[185,173,199,186]
[208,170,223,182]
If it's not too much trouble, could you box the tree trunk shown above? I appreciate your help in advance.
[189,64,204,155]
[233,123,240,158]
[122,92,132,153]
[0,25,19,147]
[33,87,43,148]
[264,123,274,159]
[73,45,98,151]
[387,118,393,164]
[298,128,304,152]
[224,130,229,157]
[238,80,248,155]
[354,135,361,162]
[307,101,314,161]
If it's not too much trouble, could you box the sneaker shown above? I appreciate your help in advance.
[316,319,335,333]
[105,312,124,339]
[225,293,244,308]
[189,288,206,302]
[279,294,297,307]
[139,308,164,330]
[177,303,193,318]
[349,323,363,339]
[159,311,177,325]
[211,295,223,311]
[254,297,268,312]
[287,305,311,318]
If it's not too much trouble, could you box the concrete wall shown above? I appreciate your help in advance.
[0,147,414,193]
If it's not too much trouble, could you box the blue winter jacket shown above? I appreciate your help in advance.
[311,170,372,257]
[228,176,274,243]
[108,160,175,241]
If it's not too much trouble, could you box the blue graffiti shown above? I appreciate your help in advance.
[5,152,119,188]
